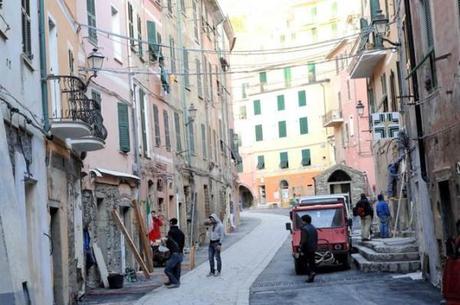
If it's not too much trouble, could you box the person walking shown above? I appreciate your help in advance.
[376,194,391,238]
[206,213,224,277]
[300,214,318,283]
[354,193,374,241]
[148,210,164,244]
[164,218,185,288]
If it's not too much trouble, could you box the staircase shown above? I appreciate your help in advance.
[352,238,421,273]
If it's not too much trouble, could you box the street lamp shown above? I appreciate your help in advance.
[356,100,365,116]
[84,48,105,89]
[186,103,197,125]
[372,10,389,35]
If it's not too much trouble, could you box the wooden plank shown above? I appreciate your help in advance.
[112,209,150,279]
[189,245,196,270]
[92,243,109,288]
[132,200,154,272]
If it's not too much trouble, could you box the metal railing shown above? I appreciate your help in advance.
[47,75,107,140]
[322,109,343,126]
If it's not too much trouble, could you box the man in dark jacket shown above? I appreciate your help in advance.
[300,214,318,283]
[354,193,374,241]
[164,218,185,288]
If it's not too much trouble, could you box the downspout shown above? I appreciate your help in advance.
[38,0,49,131]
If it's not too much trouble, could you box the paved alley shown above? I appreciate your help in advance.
[135,212,289,305]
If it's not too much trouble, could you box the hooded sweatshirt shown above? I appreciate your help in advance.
[208,213,225,243]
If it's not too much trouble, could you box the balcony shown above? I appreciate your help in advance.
[322,110,344,127]
[48,75,107,151]
[348,48,387,79]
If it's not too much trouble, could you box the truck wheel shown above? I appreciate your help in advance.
[294,257,306,275]
[339,254,351,270]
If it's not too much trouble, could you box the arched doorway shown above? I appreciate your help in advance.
[328,170,352,205]
[279,180,289,206]
[239,185,254,208]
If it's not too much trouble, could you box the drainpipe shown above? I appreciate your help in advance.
[38,0,49,131]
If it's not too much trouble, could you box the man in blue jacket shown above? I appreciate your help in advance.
[376,194,391,238]
[300,214,318,283]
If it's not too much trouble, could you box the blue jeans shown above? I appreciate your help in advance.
[379,216,390,238]
[164,253,183,284]
[208,242,222,274]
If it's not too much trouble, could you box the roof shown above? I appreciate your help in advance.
[294,203,344,211]
[91,168,140,181]
[298,194,347,203]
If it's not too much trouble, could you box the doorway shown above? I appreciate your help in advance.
[50,207,64,305]
[439,180,455,242]
[48,17,61,118]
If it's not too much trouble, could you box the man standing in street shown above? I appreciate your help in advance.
[354,193,374,241]
[300,214,318,283]
[376,194,391,238]
[164,218,185,288]
[206,213,224,277]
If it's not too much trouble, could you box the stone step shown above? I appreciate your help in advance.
[352,253,421,273]
[355,244,420,262]
[357,239,419,254]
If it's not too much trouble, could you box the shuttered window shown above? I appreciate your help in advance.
[257,155,265,170]
[201,124,207,159]
[298,90,306,106]
[128,2,134,49]
[117,103,130,153]
[307,63,316,82]
[278,121,287,138]
[253,100,261,115]
[259,72,267,84]
[174,112,182,151]
[196,58,202,97]
[183,48,190,87]
[163,110,171,151]
[137,15,143,57]
[284,67,291,87]
[147,21,160,61]
[87,0,97,44]
[189,123,195,153]
[169,36,176,72]
[21,0,32,58]
[139,89,148,155]
[153,105,161,147]
[279,152,289,169]
[255,124,263,141]
[299,117,309,134]
[301,149,311,166]
[277,95,285,111]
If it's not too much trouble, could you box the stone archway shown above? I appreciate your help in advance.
[239,184,254,208]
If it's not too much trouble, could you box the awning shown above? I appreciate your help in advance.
[90,168,140,181]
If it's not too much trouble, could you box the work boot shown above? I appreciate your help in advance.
[306,272,316,283]
[166,283,180,289]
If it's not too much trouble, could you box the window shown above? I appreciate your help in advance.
[390,70,397,111]
[259,71,267,90]
[239,106,247,119]
[237,160,243,173]
[242,83,249,99]
[299,117,308,134]
[347,80,351,100]
[277,95,285,111]
[255,124,263,141]
[253,100,261,115]
[331,2,338,15]
[307,63,316,82]
[201,124,207,159]
[153,105,161,147]
[174,112,182,151]
[301,149,311,166]
[283,67,291,87]
[278,121,287,138]
[128,3,135,49]
[91,90,102,106]
[298,90,306,106]
[311,27,318,41]
[111,6,122,61]
[167,0,172,15]
[196,58,202,96]
[147,21,159,61]
[137,15,143,57]
[280,34,285,43]
[192,1,199,40]
[139,89,148,156]
[169,36,176,72]
[279,152,289,169]
[311,6,317,18]
[68,50,74,74]
[180,0,185,14]
[87,0,97,44]
[257,155,265,170]
[183,49,189,87]
[331,22,337,35]
[117,103,130,153]
[189,123,195,154]
[163,110,171,151]
[22,0,32,58]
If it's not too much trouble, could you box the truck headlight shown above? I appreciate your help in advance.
[333,244,343,250]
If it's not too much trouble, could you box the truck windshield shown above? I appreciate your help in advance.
[295,208,344,229]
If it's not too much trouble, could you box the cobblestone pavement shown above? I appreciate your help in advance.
[250,237,442,305]
[135,212,289,305]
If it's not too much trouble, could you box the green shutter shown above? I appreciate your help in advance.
[147,21,158,61]
[255,124,263,141]
[308,64,316,82]
[117,103,130,153]
[253,100,261,115]
[298,90,306,106]
[300,117,309,134]
[87,0,97,43]
[284,67,291,86]
[139,90,148,154]
[278,121,287,138]
[257,155,265,169]
[301,149,311,166]
[163,110,171,151]
[153,105,161,146]
[259,72,267,83]
[277,95,285,111]
[201,124,207,159]
[174,112,182,151]
[280,152,289,168]
[370,0,381,20]
[189,123,195,153]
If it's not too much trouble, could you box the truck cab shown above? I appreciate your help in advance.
[285,195,352,274]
